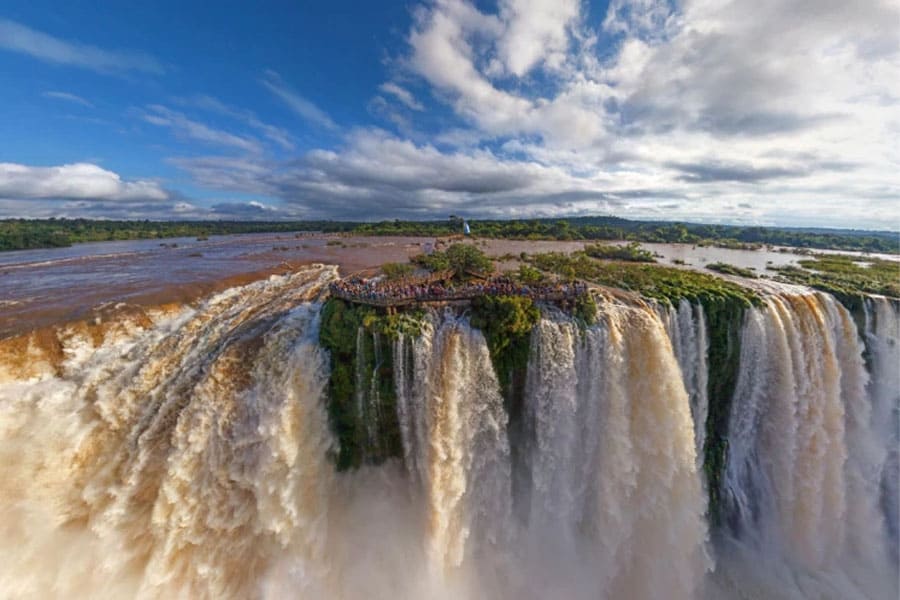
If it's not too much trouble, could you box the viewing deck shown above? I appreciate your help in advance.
[329,278,588,309]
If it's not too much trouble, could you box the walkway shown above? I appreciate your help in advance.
[329,278,588,308]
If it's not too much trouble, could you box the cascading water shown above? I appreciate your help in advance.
[717,291,898,600]
[0,266,338,599]
[659,299,710,463]
[393,321,434,486]
[518,308,711,600]
[864,296,900,563]
[0,266,896,600]
[395,313,515,584]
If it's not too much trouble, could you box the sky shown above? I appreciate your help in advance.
[0,0,898,229]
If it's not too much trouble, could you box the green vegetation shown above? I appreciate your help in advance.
[470,295,541,404]
[469,295,541,450]
[515,264,545,285]
[769,254,899,299]
[528,251,760,308]
[446,242,494,274]
[412,250,451,271]
[4,216,896,254]
[352,216,898,254]
[318,298,426,470]
[0,218,357,251]
[584,241,656,262]
[412,243,494,278]
[381,262,415,281]
[706,262,758,278]
[699,238,762,251]
[701,297,746,526]
[573,292,598,327]
[318,298,367,469]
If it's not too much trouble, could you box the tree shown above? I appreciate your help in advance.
[517,264,544,285]
[381,262,414,281]
[445,243,493,276]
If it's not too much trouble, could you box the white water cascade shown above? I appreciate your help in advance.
[659,299,710,463]
[393,313,515,587]
[718,291,898,600]
[518,307,711,600]
[864,296,900,563]
[0,267,896,600]
[0,266,339,599]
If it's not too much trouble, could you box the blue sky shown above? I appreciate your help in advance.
[0,0,898,228]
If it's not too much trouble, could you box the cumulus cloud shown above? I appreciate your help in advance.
[210,200,283,218]
[362,0,898,227]
[0,163,291,220]
[0,162,168,203]
[170,129,655,219]
[0,18,164,74]
[58,0,890,229]
[496,0,580,76]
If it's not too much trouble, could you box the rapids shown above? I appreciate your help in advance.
[0,266,896,599]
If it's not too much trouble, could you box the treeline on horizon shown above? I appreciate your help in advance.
[0,216,897,254]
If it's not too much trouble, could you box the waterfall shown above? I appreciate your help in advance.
[353,326,378,457]
[393,332,414,477]
[520,307,710,600]
[1,265,896,600]
[864,296,900,562]
[0,266,338,599]
[659,299,710,464]
[394,314,514,576]
[393,319,436,487]
[719,291,898,599]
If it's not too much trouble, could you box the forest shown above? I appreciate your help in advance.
[1,215,896,253]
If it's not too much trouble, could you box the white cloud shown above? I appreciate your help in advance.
[38,0,887,229]
[261,71,337,130]
[142,105,262,153]
[368,0,899,228]
[169,116,900,228]
[0,163,168,202]
[42,90,93,108]
[405,0,608,147]
[496,0,580,76]
[0,19,164,74]
[378,82,425,111]
[0,163,295,220]
[180,94,295,151]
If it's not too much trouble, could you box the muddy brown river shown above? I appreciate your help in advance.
[1,232,892,338]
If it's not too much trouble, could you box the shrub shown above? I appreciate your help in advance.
[516,264,544,285]
[381,262,415,281]
[584,241,656,262]
[706,262,757,278]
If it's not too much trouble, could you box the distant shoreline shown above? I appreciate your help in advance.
[2,216,897,254]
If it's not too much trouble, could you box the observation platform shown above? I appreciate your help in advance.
[329,274,588,312]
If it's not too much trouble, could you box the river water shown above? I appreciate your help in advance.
[0,233,893,337]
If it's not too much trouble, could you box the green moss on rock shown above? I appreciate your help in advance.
[699,296,746,525]
[469,295,541,410]
[319,298,416,470]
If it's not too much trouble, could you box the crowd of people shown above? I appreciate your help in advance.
[330,274,588,305]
